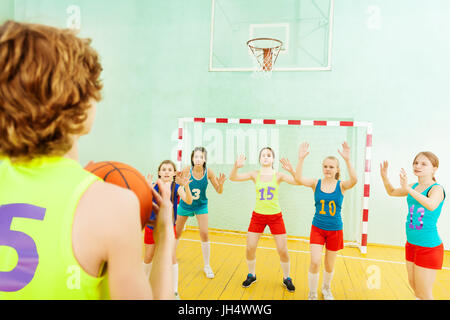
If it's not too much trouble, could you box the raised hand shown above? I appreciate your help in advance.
[380,161,389,179]
[148,179,173,229]
[298,142,310,159]
[217,173,226,187]
[235,154,246,169]
[280,158,294,173]
[399,168,408,190]
[176,170,192,186]
[337,141,351,161]
[146,173,154,187]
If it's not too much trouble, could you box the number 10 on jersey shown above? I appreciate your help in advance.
[319,200,336,216]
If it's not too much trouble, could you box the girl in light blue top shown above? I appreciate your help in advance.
[381,151,445,300]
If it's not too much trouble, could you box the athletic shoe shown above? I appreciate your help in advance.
[242,274,257,288]
[322,286,334,300]
[308,292,318,300]
[282,277,295,292]
[204,265,215,279]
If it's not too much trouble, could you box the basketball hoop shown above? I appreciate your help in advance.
[247,38,283,78]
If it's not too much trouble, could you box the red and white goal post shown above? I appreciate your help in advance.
[177,117,373,254]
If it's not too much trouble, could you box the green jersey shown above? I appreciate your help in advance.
[0,157,109,299]
[254,171,281,215]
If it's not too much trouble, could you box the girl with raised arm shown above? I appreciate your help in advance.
[143,160,193,299]
[380,152,445,300]
[229,147,300,292]
[175,147,226,279]
[295,142,357,300]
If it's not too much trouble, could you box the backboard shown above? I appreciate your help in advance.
[209,0,334,72]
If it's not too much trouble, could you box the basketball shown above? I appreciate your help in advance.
[84,161,152,228]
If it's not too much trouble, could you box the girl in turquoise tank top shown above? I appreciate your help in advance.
[0,21,174,299]
[294,142,358,300]
[175,147,226,279]
[229,147,301,292]
[381,151,445,300]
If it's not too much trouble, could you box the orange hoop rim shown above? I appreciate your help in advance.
[246,37,283,50]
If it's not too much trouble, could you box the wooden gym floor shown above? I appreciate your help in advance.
[173,227,450,300]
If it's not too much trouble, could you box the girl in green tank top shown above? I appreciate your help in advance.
[0,21,175,300]
[229,147,301,292]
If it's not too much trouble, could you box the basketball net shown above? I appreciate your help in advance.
[247,38,283,79]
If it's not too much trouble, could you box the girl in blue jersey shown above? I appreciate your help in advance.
[381,151,445,300]
[175,147,226,279]
[294,142,358,300]
[143,160,192,299]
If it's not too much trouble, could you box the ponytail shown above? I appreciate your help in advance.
[171,181,176,204]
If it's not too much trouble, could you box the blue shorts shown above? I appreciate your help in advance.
[177,205,208,217]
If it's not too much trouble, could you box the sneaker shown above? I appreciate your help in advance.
[204,265,214,279]
[283,277,295,292]
[242,274,257,288]
[308,292,318,300]
[322,286,334,300]
[174,292,181,300]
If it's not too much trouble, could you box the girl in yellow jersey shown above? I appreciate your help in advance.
[0,21,174,299]
[229,147,300,292]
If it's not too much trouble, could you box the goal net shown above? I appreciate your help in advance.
[176,117,372,253]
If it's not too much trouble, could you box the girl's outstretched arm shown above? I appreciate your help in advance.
[400,168,445,211]
[207,168,226,194]
[229,154,257,182]
[279,158,300,185]
[380,161,409,197]
[295,142,317,190]
[338,142,358,192]
[176,170,193,204]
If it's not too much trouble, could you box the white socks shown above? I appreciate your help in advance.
[201,241,210,267]
[281,261,290,279]
[247,259,256,275]
[308,270,334,293]
[323,270,334,289]
[308,271,319,293]
[143,262,152,278]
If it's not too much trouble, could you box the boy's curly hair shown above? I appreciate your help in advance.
[0,20,103,161]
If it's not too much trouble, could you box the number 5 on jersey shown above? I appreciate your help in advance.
[0,203,46,292]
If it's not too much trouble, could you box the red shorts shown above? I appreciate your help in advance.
[310,225,344,251]
[248,212,286,235]
[405,241,444,270]
[144,225,177,245]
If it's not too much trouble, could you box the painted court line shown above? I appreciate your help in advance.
[180,238,450,271]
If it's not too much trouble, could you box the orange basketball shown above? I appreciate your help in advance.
[84,161,152,229]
